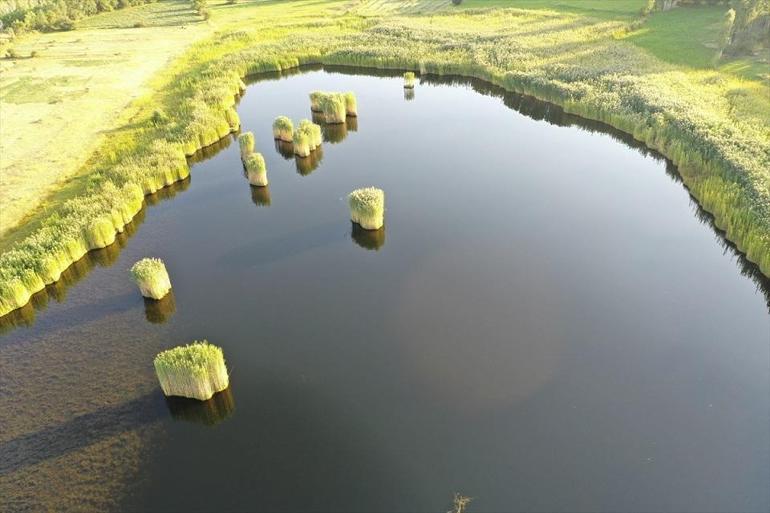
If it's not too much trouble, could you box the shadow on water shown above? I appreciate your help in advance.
[351,223,386,251]
[0,178,191,336]
[164,387,235,426]
[0,392,166,475]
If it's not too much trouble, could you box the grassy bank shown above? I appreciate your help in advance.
[0,0,768,317]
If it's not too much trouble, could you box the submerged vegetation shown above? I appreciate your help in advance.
[0,0,768,317]
[130,257,172,300]
[349,187,385,230]
[154,340,229,401]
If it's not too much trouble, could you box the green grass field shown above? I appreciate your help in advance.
[0,0,768,317]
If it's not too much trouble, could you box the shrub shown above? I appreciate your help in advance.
[154,340,229,401]
[130,257,172,300]
[244,152,267,186]
[404,71,416,89]
[348,187,385,230]
[272,116,293,142]
[238,131,255,158]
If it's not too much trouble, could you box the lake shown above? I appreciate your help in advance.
[1,67,768,512]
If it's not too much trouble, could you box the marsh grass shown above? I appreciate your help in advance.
[319,94,346,124]
[244,152,267,186]
[343,91,357,116]
[404,71,416,88]
[272,116,294,142]
[349,187,385,230]
[238,131,255,158]
[130,257,172,300]
[154,340,229,401]
[292,129,311,157]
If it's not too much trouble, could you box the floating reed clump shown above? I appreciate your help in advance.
[297,119,322,149]
[348,187,385,230]
[130,257,172,300]
[238,132,254,158]
[343,92,357,117]
[154,340,229,401]
[309,91,325,113]
[292,130,311,158]
[320,94,346,124]
[272,116,294,142]
[244,152,268,186]
[404,71,416,89]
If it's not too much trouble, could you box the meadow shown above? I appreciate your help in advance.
[0,0,768,317]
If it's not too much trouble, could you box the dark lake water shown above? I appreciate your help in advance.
[1,68,768,513]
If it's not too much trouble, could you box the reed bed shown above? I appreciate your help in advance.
[292,130,311,158]
[272,116,294,142]
[130,257,172,300]
[238,132,255,158]
[154,340,229,401]
[244,152,268,186]
[349,187,385,230]
[404,71,416,89]
[297,119,323,149]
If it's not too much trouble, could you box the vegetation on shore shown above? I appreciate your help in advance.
[0,0,768,317]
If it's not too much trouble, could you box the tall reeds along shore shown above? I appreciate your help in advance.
[130,257,172,300]
[154,340,229,401]
[349,187,385,230]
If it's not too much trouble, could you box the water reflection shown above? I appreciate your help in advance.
[274,140,294,160]
[404,88,415,101]
[164,387,235,426]
[143,292,176,324]
[346,115,358,132]
[250,185,272,207]
[322,122,348,144]
[187,135,233,165]
[295,146,324,176]
[351,223,385,251]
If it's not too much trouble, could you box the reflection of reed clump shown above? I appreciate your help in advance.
[274,140,295,160]
[144,292,176,324]
[295,145,323,176]
[322,121,348,144]
[346,115,358,132]
[250,185,272,206]
[165,386,235,426]
[404,88,415,101]
[351,222,385,251]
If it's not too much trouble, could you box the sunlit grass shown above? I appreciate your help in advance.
[349,187,385,230]
[154,340,229,401]
[130,257,172,300]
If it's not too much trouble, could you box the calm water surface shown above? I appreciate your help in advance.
[1,68,768,512]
